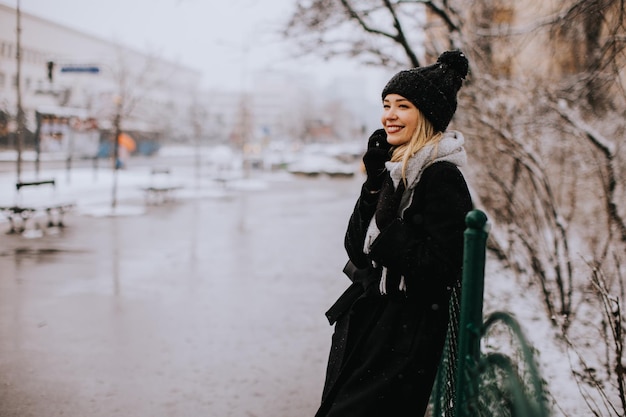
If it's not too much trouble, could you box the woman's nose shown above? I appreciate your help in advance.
[384,109,397,120]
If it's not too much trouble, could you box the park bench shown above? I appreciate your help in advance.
[141,167,184,205]
[0,179,76,234]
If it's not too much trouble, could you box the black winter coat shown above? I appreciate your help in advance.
[315,161,472,417]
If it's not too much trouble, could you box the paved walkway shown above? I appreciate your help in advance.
[0,171,360,417]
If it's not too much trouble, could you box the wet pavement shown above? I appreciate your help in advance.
[0,165,361,417]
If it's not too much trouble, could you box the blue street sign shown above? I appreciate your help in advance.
[60,66,100,74]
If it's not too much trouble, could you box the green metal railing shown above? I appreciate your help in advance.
[430,210,550,417]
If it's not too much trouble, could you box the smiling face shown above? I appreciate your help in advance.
[381,94,420,146]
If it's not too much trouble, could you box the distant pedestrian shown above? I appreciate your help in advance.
[315,50,473,417]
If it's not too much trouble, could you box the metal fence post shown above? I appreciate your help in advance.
[455,209,489,417]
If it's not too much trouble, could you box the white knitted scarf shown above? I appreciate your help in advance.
[363,130,467,294]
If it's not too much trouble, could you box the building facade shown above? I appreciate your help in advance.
[0,3,202,155]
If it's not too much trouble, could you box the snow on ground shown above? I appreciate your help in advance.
[0,147,290,220]
[483,253,586,416]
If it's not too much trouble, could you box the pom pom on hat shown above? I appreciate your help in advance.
[381,50,469,132]
[436,50,469,79]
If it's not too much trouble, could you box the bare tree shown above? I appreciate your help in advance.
[104,48,172,209]
[284,0,467,68]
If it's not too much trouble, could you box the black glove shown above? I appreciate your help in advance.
[375,176,405,229]
[363,129,392,191]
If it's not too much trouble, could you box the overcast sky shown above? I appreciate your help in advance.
[5,0,392,94]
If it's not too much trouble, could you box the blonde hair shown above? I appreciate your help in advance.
[390,108,443,185]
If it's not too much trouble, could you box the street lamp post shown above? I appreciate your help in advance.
[15,0,24,182]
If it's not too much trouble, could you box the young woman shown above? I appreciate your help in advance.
[316,50,473,417]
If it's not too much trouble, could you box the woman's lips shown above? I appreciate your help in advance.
[386,126,403,134]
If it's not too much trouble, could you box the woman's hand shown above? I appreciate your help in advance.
[363,129,392,192]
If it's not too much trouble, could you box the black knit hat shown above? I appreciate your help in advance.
[381,50,469,132]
